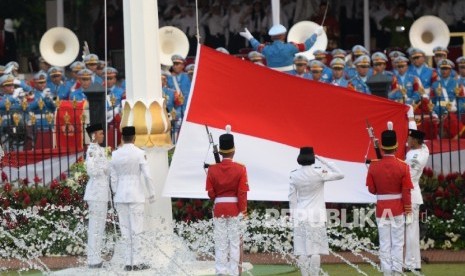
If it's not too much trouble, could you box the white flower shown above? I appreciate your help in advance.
[427,238,435,247]
[441,240,452,249]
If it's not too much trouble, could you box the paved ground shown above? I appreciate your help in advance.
[1,250,464,271]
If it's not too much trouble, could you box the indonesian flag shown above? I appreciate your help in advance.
[163,46,409,203]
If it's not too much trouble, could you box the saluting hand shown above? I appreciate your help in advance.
[239,28,254,41]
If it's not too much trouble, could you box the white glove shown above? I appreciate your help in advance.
[43,88,52,98]
[239,28,254,41]
[406,213,413,225]
[106,110,114,122]
[13,79,21,85]
[314,26,324,37]
[13,88,23,98]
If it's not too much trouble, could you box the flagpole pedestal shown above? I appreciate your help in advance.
[144,147,172,233]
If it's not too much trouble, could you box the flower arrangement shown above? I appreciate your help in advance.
[2,161,465,260]
[0,160,89,258]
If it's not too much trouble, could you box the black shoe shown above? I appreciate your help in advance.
[124,265,133,271]
[133,264,150,271]
[88,263,103,269]
[404,268,422,272]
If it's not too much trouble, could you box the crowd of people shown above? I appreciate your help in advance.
[159,0,465,53]
[0,54,128,150]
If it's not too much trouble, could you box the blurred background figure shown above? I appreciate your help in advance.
[0,18,17,64]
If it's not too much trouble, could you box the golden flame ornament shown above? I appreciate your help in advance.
[120,99,173,148]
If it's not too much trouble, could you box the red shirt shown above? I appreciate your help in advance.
[366,155,413,217]
[206,158,249,218]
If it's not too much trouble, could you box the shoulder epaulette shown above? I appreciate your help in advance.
[396,158,407,164]
[371,159,380,162]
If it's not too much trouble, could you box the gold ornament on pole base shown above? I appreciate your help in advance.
[120,99,173,149]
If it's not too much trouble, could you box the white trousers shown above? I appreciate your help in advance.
[213,216,242,276]
[376,215,405,274]
[87,200,108,265]
[116,203,146,266]
[405,204,421,269]
[298,255,321,276]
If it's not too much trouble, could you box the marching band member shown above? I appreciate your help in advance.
[456,56,465,114]
[408,48,438,94]
[47,66,69,100]
[166,54,191,119]
[404,129,429,272]
[69,69,91,101]
[161,72,176,116]
[430,59,465,139]
[308,60,328,83]
[345,45,369,79]
[0,74,23,111]
[4,61,33,94]
[239,24,322,72]
[366,129,413,276]
[206,127,249,276]
[185,63,195,80]
[67,61,86,93]
[388,51,406,74]
[84,53,104,85]
[350,55,372,94]
[288,55,312,80]
[313,50,332,83]
[330,58,353,89]
[103,67,124,123]
[247,51,265,66]
[392,56,423,105]
[28,72,56,130]
[84,123,110,269]
[289,147,344,276]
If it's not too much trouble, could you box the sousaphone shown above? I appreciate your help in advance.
[159,26,189,67]
[409,16,450,56]
[287,21,328,60]
[39,27,80,67]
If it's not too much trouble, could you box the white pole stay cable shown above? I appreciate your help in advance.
[104,0,108,146]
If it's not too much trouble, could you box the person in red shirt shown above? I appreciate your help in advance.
[366,128,413,276]
[206,126,249,276]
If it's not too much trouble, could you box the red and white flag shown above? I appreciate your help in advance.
[163,46,409,203]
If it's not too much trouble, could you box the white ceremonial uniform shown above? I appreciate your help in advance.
[405,144,429,270]
[110,143,155,266]
[289,157,344,276]
[84,142,110,266]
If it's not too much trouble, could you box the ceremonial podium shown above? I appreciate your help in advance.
[366,74,392,98]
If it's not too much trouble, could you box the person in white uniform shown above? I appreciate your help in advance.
[404,129,429,272]
[84,123,110,269]
[110,126,155,271]
[289,147,344,276]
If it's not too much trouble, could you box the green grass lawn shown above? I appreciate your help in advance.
[2,263,465,275]
[205,263,465,276]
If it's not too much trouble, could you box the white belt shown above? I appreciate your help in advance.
[270,65,294,72]
[214,197,238,203]
[377,194,402,200]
